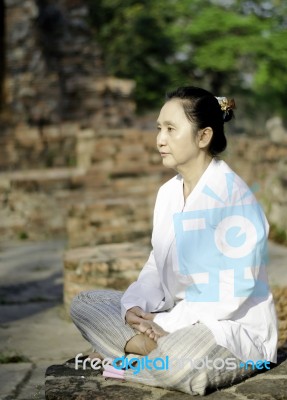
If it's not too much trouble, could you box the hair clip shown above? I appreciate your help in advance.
[215,97,236,112]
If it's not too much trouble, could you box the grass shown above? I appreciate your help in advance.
[0,351,31,364]
[18,231,29,240]
[269,224,287,246]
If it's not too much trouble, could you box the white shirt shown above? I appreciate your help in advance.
[121,158,278,363]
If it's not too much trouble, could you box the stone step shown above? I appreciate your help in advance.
[67,196,154,248]
[0,172,163,242]
[45,355,287,400]
[0,167,86,192]
[63,241,151,314]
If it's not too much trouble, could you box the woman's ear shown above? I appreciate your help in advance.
[198,127,213,149]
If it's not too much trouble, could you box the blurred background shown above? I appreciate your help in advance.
[0,0,287,398]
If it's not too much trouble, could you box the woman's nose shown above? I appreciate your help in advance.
[157,130,167,147]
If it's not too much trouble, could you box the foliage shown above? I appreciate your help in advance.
[0,351,30,364]
[87,0,176,109]
[87,0,287,116]
[19,231,29,240]
[269,223,287,246]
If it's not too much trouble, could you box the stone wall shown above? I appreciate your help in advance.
[66,132,287,249]
[225,135,287,240]
[1,0,135,157]
[63,241,151,312]
[67,128,174,248]
[1,129,287,244]
[0,0,137,169]
[0,167,86,240]
[0,127,174,241]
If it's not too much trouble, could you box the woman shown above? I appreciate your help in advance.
[71,86,278,395]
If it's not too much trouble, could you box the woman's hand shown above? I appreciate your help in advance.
[125,307,167,342]
[125,306,155,327]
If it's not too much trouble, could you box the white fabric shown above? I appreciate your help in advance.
[121,158,278,363]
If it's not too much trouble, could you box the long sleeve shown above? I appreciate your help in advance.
[120,250,165,320]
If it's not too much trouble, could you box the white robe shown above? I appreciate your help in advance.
[121,158,278,363]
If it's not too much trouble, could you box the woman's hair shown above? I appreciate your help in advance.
[166,86,235,157]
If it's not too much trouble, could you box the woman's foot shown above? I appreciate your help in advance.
[143,321,168,342]
[125,333,157,355]
[131,320,168,342]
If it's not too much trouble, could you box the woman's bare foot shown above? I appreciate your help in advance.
[125,333,157,355]
[125,320,168,355]
[144,321,168,342]
[132,320,168,342]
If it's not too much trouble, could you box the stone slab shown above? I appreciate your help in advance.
[235,377,287,400]
[0,363,32,400]
[45,363,154,400]
[17,363,47,400]
[225,358,287,400]
[0,304,90,363]
[45,358,287,400]
[266,357,287,376]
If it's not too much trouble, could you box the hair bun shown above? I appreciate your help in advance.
[215,97,236,122]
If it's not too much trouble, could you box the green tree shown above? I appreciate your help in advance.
[87,0,176,109]
[87,0,287,117]
[168,3,267,93]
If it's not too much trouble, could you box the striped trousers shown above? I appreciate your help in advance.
[70,289,254,396]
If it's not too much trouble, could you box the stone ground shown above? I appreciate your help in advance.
[0,239,286,400]
[0,239,90,400]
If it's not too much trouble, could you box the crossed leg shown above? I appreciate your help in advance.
[70,289,254,395]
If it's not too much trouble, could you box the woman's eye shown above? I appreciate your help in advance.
[167,126,173,132]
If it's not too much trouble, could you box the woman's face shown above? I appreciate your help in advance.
[156,99,201,172]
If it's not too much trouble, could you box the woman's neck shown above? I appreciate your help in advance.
[180,155,213,201]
